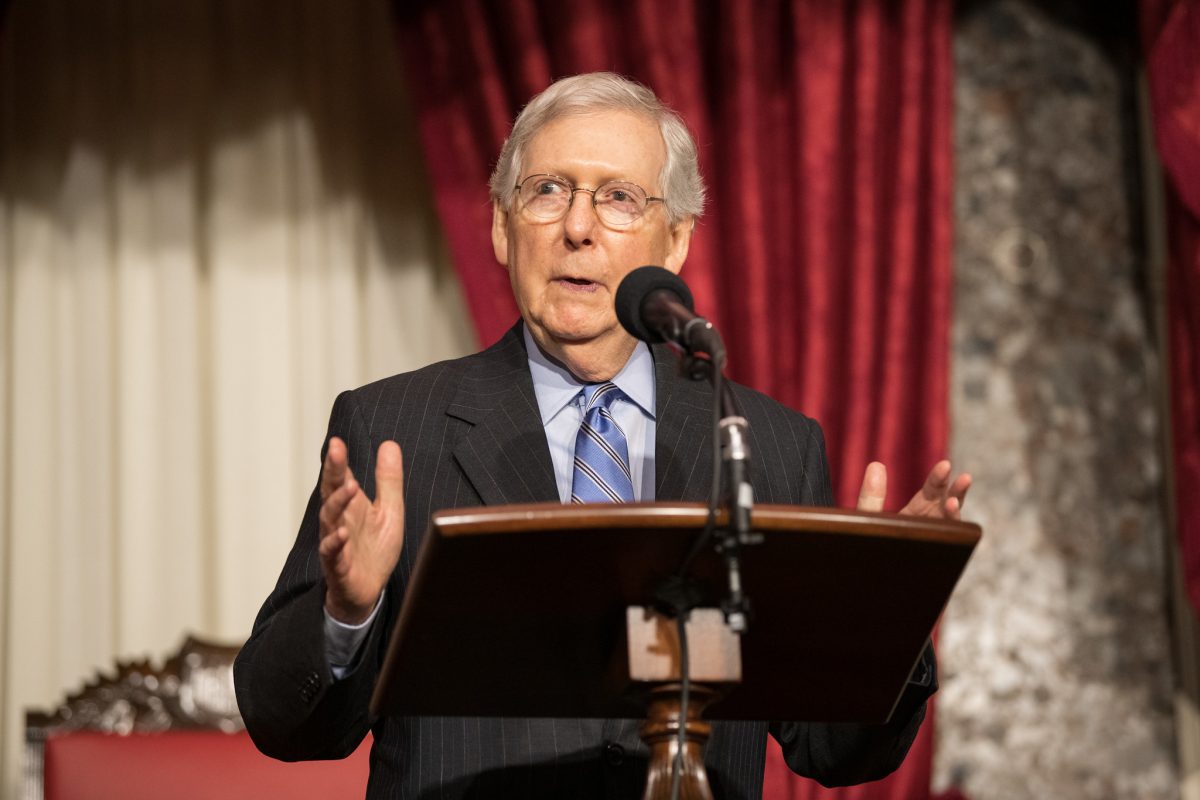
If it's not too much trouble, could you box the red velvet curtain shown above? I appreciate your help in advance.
[1142,0,1200,618]
[395,2,954,797]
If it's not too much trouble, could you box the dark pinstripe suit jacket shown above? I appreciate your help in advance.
[234,323,934,799]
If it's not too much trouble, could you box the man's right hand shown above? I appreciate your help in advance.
[318,437,406,625]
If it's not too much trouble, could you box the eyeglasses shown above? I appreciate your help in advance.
[514,174,664,227]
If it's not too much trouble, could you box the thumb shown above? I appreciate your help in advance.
[374,440,405,512]
[857,461,887,512]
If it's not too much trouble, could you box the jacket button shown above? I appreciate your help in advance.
[300,672,321,703]
[604,742,625,766]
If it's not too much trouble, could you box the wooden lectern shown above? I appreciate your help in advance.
[370,503,980,798]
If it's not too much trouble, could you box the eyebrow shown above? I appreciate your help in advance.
[524,171,654,189]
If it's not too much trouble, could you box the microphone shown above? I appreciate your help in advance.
[615,266,724,360]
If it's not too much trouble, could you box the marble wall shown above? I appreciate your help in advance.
[934,1,1180,798]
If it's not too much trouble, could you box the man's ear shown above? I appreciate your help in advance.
[491,200,510,266]
[663,216,695,275]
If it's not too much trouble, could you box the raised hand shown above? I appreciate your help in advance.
[318,437,406,624]
[857,459,971,520]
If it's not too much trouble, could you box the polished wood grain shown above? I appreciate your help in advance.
[432,502,981,545]
[639,684,720,800]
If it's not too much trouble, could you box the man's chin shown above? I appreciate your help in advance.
[543,328,602,346]
[534,315,609,343]
[529,321,626,350]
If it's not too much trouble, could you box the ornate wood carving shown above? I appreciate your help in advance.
[26,635,244,737]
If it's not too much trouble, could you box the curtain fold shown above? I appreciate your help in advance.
[395,2,954,797]
[1142,0,1200,617]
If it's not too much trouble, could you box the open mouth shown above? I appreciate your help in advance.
[556,277,599,290]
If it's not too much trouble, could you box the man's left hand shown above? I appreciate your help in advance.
[856,460,971,520]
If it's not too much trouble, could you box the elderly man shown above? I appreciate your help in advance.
[235,72,970,799]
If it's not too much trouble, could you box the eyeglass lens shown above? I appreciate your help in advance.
[518,176,649,225]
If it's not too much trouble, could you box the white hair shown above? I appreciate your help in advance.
[488,72,706,225]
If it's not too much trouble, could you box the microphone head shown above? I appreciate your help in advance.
[615,266,696,343]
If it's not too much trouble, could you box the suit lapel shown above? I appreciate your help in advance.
[448,324,560,506]
[653,345,715,503]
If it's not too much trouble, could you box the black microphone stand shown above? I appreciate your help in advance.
[673,333,759,633]
[715,384,760,634]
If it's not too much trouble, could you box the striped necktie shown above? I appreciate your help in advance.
[571,382,635,503]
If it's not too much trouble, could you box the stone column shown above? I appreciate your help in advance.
[935,2,1179,798]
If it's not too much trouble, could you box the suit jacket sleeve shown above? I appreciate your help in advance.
[233,389,385,761]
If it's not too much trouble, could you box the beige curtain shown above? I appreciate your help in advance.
[0,1,477,794]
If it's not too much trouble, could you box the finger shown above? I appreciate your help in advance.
[374,440,406,513]
[320,437,351,500]
[318,479,359,535]
[921,460,952,500]
[318,525,348,561]
[857,461,887,512]
[942,495,962,521]
[949,472,972,504]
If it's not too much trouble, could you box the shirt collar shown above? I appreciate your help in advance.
[524,324,656,424]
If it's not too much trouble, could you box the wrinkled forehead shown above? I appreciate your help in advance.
[521,108,667,185]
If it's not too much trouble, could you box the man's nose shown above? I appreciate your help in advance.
[563,188,599,243]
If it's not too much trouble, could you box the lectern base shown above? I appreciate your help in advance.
[639,683,720,800]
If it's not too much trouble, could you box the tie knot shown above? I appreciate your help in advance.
[583,382,622,412]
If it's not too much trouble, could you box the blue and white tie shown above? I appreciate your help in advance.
[571,382,635,504]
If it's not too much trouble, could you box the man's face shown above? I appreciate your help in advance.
[492,109,693,357]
